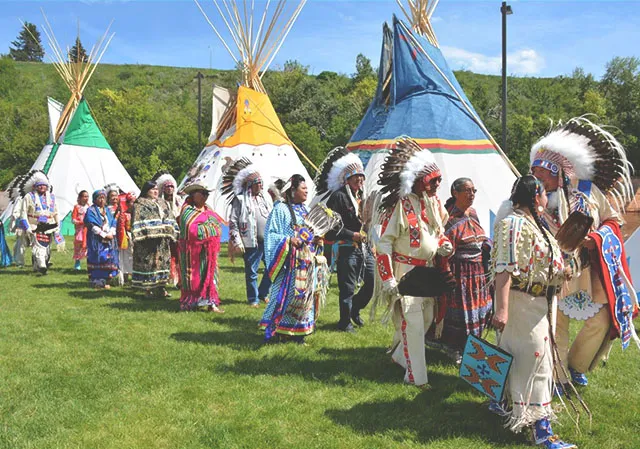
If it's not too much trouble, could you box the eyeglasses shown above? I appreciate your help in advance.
[429,177,442,185]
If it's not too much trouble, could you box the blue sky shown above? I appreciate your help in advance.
[1,0,639,78]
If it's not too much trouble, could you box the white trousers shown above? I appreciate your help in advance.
[390,296,435,386]
[13,232,28,266]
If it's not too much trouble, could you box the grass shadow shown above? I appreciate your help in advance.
[170,315,263,350]
[215,345,454,386]
[0,270,36,276]
[68,288,132,300]
[325,393,524,447]
[106,297,181,312]
[33,281,89,289]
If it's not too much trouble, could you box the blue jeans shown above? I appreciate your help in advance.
[244,241,272,304]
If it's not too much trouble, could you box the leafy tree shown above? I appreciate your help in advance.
[353,53,375,83]
[9,22,44,62]
[69,38,88,63]
[582,89,606,118]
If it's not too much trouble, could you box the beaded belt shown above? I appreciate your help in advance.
[392,252,429,267]
[511,281,548,297]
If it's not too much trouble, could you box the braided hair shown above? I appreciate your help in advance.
[283,174,306,229]
[511,175,554,282]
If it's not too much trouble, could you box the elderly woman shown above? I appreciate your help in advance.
[84,190,119,289]
[177,183,224,312]
[72,190,89,271]
[131,181,178,297]
[438,178,493,363]
[259,174,322,343]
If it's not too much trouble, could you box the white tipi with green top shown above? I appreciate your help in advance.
[1,15,138,235]
[36,96,138,234]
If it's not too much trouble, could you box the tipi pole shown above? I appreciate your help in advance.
[404,23,520,176]
[245,95,319,173]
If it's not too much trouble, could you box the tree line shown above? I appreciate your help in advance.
[2,23,639,188]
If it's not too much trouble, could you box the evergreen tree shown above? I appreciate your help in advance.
[9,22,45,62]
[69,38,88,63]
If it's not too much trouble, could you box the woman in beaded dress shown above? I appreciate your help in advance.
[259,174,322,343]
[490,176,575,449]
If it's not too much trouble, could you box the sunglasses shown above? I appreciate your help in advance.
[428,176,442,185]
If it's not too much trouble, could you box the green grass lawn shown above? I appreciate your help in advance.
[1,241,639,449]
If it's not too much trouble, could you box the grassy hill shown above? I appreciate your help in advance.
[1,55,638,188]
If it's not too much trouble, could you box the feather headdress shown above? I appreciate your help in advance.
[152,170,178,193]
[378,137,440,211]
[103,183,122,196]
[314,147,365,202]
[6,175,25,201]
[221,157,262,201]
[531,116,634,208]
[19,170,50,196]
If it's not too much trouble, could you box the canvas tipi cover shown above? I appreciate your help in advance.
[2,97,139,235]
[348,16,517,232]
[179,85,315,221]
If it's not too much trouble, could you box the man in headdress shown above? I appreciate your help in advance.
[223,158,273,307]
[530,117,637,387]
[154,171,184,218]
[18,170,60,274]
[374,137,453,387]
[315,147,374,332]
[153,171,184,287]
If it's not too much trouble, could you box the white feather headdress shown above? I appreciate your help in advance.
[20,170,50,196]
[314,146,365,204]
[103,183,121,195]
[530,116,634,206]
[221,158,262,201]
[152,171,178,193]
[6,175,25,201]
[378,137,441,211]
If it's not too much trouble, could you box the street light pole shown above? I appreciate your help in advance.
[501,2,512,153]
[196,71,204,150]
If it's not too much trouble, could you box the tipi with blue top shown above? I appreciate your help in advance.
[347,2,518,232]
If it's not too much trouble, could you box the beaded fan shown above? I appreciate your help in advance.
[304,203,343,237]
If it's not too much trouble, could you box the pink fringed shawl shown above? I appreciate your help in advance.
[177,203,222,310]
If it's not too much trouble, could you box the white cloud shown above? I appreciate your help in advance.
[441,46,546,76]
